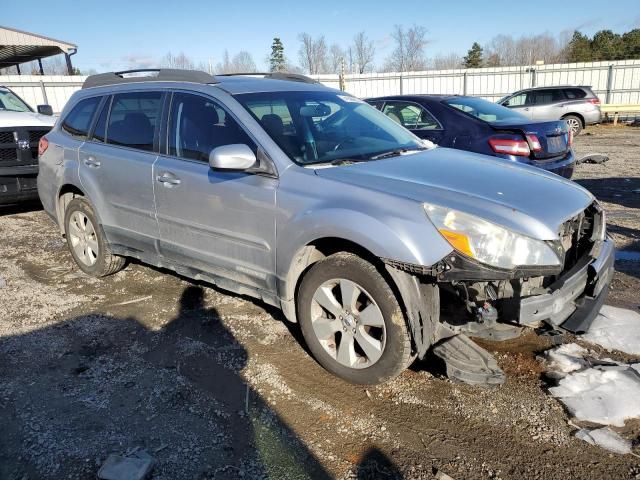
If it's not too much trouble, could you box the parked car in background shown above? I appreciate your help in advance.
[0,86,55,205]
[497,86,601,135]
[366,95,576,179]
[38,70,614,385]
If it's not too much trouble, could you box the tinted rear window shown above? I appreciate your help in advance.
[62,97,101,139]
[444,97,528,125]
[106,92,162,151]
[564,88,587,100]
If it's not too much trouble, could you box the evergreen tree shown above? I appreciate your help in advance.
[463,42,484,68]
[622,28,640,59]
[591,30,624,60]
[566,31,592,62]
[269,37,286,72]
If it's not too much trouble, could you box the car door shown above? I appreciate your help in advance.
[530,89,566,121]
[153,91,277,292]
[500,92,534,120]
[381,100,444,144]
[79,90,164,252]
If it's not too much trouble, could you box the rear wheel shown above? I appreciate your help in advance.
[563,114,583,136]
[297,253,412,384]
[64,197,125,277]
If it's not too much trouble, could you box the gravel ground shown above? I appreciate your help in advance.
[0,125,639,480]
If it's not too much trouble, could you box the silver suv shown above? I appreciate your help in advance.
[499,85,602,135]
[38,70,614,385]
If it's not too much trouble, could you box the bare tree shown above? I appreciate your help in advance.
[215,50,257,74]
[328,44,345,74]
[431,53,462,70]
[160,52,195,70]
[484,33,569,66]
[298,33,329,74]
[352,31,375,73]
[384,25,429,72]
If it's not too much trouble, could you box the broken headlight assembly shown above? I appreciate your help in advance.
[424,203,561,270]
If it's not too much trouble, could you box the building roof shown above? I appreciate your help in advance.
[0,25,77,70]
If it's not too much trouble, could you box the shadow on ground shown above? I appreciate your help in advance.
[575,177,640,210]
[0,285,357,479]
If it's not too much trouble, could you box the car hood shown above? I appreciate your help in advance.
[0,110,56,128]
[314,148,594,240]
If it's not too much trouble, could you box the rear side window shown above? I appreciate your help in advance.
[62,97,101,139]
[382,101,441,130]
[92,96,111,143]
[564,88,587,100]
[106,91,162,151]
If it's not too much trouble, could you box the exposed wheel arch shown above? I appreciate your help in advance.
[56,184,85,235]
[282,237,400,322]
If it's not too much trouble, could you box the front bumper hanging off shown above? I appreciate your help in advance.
[518,237,615,333]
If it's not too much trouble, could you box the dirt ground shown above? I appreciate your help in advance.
[1,125,639,480]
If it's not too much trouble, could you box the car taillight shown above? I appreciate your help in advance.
[567,129,574,146]
[588,98,601,105]
[38,136,49,156]
[525,134,542,152]
[488,137,530,156]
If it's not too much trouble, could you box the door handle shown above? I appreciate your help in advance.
[523,107,530,111]
[156,172,181,186]
[83,156,101,168]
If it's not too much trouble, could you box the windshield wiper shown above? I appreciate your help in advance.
[368,147,427,161]
[329,157,368,166]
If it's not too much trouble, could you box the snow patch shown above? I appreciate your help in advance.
[544,343,588,378]
[575,427,632,454]
[582,305,640,355]
[549,363,640,427]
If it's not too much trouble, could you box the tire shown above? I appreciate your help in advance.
[563,115,583,136]
[64,197,125,277]
[297,252,412,385]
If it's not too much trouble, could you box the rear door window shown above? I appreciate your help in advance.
[62,97,101,139]
[530,89,564,105]
[382,101,441,130]
[106,91,163,152]
[504,93,529,107]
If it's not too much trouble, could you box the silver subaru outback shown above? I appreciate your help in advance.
[37,70,614,385]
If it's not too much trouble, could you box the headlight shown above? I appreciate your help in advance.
[424,203,561,269]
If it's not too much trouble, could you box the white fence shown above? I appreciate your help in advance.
[2,59,640,113]
[314,59,640,104]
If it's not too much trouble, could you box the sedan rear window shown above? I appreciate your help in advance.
[445,97,528,125]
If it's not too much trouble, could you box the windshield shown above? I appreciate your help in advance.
[235,91,426,165]
[444,96,527,125]
[0,88,32,113]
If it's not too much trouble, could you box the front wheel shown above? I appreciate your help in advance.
[297,253,412,384]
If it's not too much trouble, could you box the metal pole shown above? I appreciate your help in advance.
[65,53,73,75]
[605,64,614,104]
[530,68,536,87]
[38,59,44,75]
[399,73,403,95]
[463,71,468,95]
[16,63,21,75]
[40,80,48,105]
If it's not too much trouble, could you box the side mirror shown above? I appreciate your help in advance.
[209,144,256,171]
[37,104,53,116]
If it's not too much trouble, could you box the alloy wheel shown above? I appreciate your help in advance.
[68,211,99,266]
[310,278,386,369]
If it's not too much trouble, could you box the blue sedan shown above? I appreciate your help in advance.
[365,95,576,179]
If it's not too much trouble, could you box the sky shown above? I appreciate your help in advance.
[4,0,640,73]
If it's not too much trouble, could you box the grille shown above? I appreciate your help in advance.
[0,148,16,161]
[29,130,47,143]
[560,205,597,271]
[0,131,15,144]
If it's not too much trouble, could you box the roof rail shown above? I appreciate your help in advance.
[82,69,218,89]
[216,72,319,84]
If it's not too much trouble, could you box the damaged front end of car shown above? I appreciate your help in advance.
[384,202,615,386]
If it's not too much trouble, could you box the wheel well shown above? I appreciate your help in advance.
[57,184,85,234]
[562,112,584,127]
[283,237,397,322]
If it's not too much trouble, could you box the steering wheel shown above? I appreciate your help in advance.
[333,137,357,152]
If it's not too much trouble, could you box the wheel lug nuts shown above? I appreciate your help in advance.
[352,328,356,334]
[343,327,347,332]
